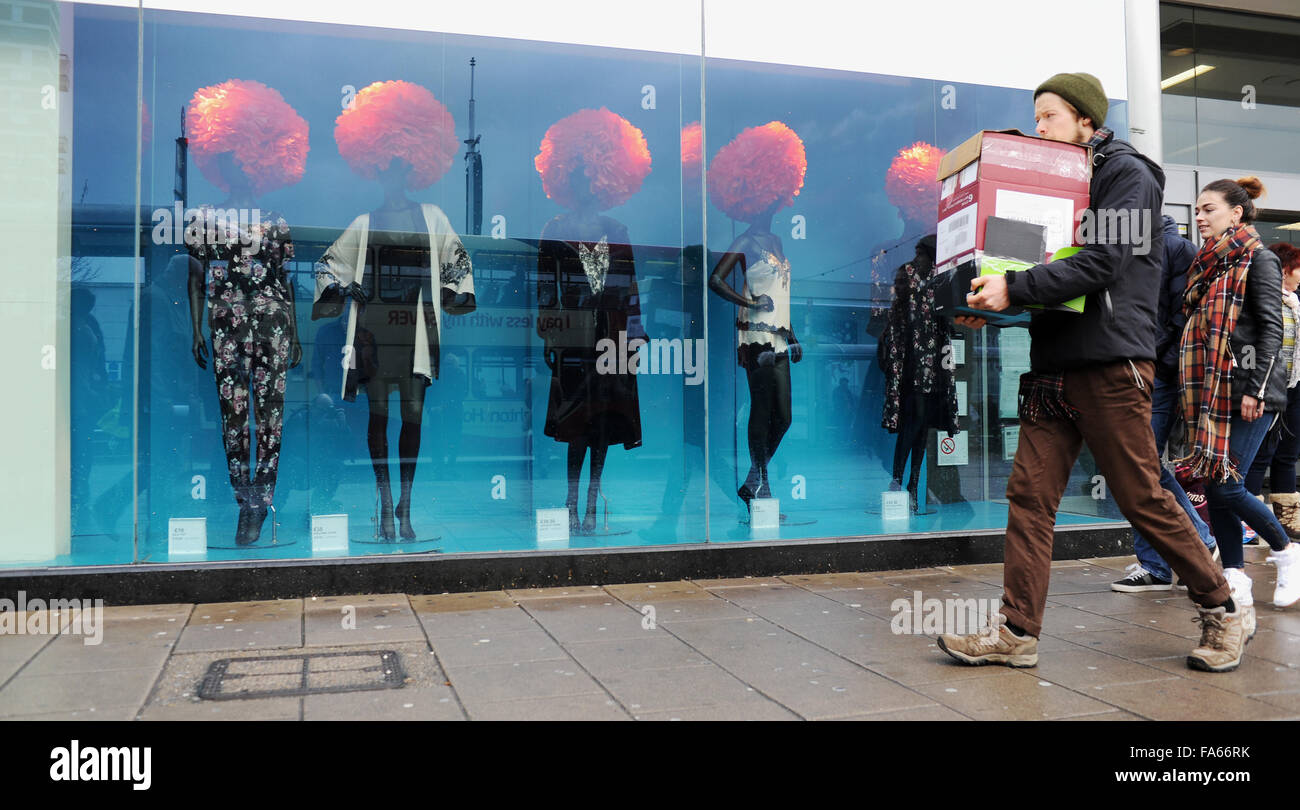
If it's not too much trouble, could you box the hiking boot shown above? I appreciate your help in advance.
[1173,545,1220,590]
[1271,492,1300,539]
[937,612,1037,668]
[1267,543,1300,608]
[1112,563,1172,592]
[1187,605,1248,672]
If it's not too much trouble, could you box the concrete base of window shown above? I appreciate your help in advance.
[0,524,1133,606]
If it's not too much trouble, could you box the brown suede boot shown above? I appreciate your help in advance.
[1270,492,1300,540]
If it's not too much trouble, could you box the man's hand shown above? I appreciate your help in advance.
[953,315,988,330]
[966,274,1010,312]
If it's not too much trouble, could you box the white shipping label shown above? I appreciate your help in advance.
[536,507,570,549]
[937,431,969,466]
[994,189,1076,257]
[959,160,980,188]
[311,514,349,554]
[941,174,958,199]
[936,203,978,264]
[168,517,207,557]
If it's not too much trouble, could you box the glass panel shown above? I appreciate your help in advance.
[130,2,702,560]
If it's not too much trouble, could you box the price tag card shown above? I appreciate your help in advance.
[882,491,909,522]
[311,514,349,555]
[750,498,780,531]
[536,508,570,549]
[168,518,207,558]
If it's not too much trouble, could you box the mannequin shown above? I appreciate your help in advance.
[709,199,803,505]
[534,107,650,534]
[187,150,303,545]
[316,80,474,541]
[878,235,958,512]
[313,159,475,540]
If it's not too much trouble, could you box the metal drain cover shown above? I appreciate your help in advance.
[197,650,405,700]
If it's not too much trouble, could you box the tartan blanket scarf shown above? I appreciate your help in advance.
[1177,222,1262,482]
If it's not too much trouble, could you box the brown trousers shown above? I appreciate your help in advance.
[1002,359,1230,637]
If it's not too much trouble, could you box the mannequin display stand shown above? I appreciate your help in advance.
[207,507,299,550]
[573,493,632,538]
[350,492,443,547]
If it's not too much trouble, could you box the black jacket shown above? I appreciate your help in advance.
[1005,133,1165,372]
[1154,215,1197,381]
[1227,247,1286,413]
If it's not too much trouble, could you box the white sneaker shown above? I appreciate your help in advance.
[1267,543,1300,608]
[1224,567,1254,608]
[1173,545,1220,590]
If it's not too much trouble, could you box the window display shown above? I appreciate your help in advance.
[1,1,1132,569]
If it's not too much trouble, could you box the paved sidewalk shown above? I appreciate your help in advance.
[2,553,1298,721]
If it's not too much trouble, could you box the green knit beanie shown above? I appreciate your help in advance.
[1034,72,1108,129]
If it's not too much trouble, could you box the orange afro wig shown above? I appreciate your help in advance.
[534,108,652,212]
[187,79,309,196]
[334,80,459,190]
[681,121,703,186]
[886,141,946,223]
[707,122,806,223]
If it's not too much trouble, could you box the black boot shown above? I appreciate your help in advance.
[233,504,251,546]
[241,505,268,546]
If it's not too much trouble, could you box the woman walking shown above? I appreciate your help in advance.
[1181,178,1300,623]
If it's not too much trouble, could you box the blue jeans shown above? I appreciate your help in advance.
[1133,376,1215,581]
[1209,411,1291,570]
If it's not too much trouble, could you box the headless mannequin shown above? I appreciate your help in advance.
[187,151,303,545]
[339,158,475,540]
[708,200,803,506]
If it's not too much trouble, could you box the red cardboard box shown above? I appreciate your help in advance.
[934,129,1091,269]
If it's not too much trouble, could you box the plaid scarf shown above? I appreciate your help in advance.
[1176,223,1262,482]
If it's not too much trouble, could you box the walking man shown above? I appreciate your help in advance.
[937,73,1242,672]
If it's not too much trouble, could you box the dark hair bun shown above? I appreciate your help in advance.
[1237,176,1265,200]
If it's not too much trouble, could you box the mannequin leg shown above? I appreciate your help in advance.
[244,315,291,544]
[394,375,426,540]
[566,442,587,532]
[742,364,773,503]
[212,329,253,544]
[365,376,396,540]
[584,443,610,532]
[759,356,793,499]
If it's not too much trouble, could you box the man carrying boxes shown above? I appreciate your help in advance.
[936,73,1244,672]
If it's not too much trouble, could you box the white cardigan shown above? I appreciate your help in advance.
[313,203,475,400]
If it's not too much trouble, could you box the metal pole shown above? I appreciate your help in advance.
[1124,0,1164,163]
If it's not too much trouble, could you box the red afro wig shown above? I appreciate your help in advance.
[534,108,652,211]
[681,121,703,186]
[187,79,309,196]
[886,141,946,223]
[707,121,807,223]
[334,80,459,190]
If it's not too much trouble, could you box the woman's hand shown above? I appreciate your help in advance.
[1242,395,1265,421]
[289,338,303,369]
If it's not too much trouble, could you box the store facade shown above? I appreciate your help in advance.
[7,0,1285,584]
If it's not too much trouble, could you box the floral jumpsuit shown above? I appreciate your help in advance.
[190,209,294,508]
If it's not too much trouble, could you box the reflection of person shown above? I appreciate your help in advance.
[1180,179,1298,617]
[70,287,108,518]
[707,122,807,507]
[185,79,307,547]
[878,235,957,512]
[1112,215,1217,592]
[534,108,650,534]
[939,73,1233,672]
[1245,244,1300,538]
[314,80,475,541]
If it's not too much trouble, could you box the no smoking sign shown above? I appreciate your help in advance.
[937,432,968,466]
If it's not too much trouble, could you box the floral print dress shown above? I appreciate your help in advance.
[190,208,294,508]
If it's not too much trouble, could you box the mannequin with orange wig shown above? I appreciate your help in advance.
[312,80,476,542]
[534,108,650,534]
[184,79,308,546]
[707,122,807,510]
